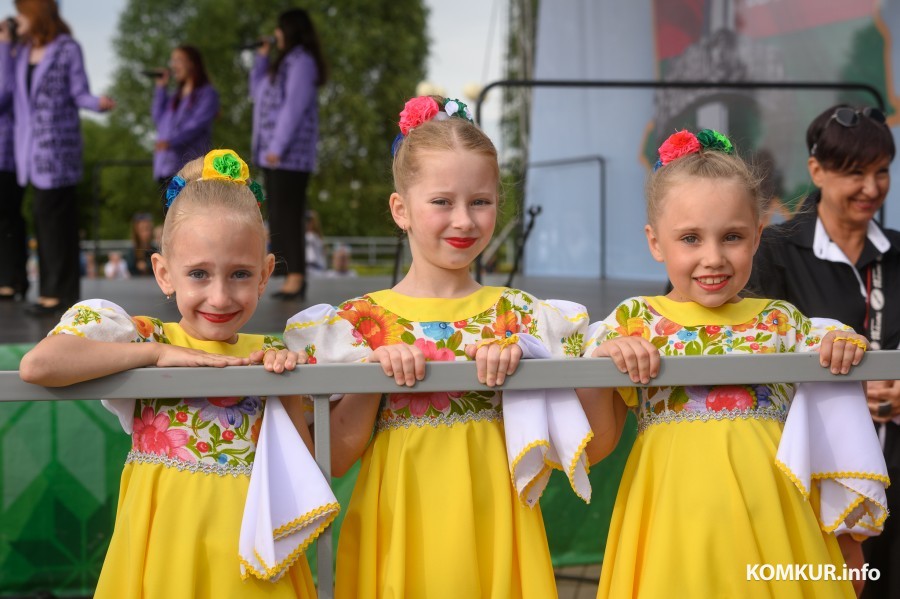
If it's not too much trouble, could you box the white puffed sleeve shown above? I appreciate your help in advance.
[49,299,161,434]
[283,303,372,365]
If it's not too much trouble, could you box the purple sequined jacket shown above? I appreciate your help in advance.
[0,35,103,189]
[0,42,14,173]
[151,83,219,179]
[249,47,319,172]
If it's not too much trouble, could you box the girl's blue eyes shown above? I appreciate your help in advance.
[430,198,493,206]
[187,270,253,279]
[680,234,743,244]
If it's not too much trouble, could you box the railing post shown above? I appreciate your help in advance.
[313,394,334,598]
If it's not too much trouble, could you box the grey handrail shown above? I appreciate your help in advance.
[2,351,898,598]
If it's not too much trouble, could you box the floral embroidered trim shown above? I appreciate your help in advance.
[636,405,787,434]
[376,408,501,432]
[125,450,252,477]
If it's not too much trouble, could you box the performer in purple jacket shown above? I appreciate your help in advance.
[151,45,218,183]
[0,18,27,301]
[2,0,114,315]
[249,8,327,301]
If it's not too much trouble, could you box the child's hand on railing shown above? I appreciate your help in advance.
[250,348,305,373]
[591,337,660,385]
[464,337,523,387]
[155,344,251,368]
[368,344,426,387]
[818,331,868,375]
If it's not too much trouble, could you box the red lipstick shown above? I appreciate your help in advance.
[446,237,477,248]
[200,311,239,323]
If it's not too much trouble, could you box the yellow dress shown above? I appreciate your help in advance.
[50,300,316,598]
[285,287,586,599]
[589,296,857,598]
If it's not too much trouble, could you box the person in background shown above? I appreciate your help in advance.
[249,7,327,301]
[0,16,26,301]
[1,0,114,316]
[125,212,157,277]
[102,251,129,280]
[305,209,326,274]
[151,44,218,185]
[750,105,900,599]
[324,244,356,278]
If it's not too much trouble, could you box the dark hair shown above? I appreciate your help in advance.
[806,104,895,172]
[171,45,211,111]
[15,0,70,46]
[269,8,327,86]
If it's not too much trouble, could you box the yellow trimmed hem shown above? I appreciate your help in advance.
[509,439,550,504]
[239,501,341,581]
[775,458,810,498]
[285,314,342,332]
[565,430,594,503]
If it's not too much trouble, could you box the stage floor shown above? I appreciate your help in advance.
[0,275,666,345]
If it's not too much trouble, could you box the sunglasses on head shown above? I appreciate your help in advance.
[828,106,887,127]
[811,107,888,156]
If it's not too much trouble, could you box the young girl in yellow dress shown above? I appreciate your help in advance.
[282,96,595,598]
[19,150,337,598]
[579,130,888,598]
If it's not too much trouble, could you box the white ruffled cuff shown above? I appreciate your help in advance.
[776,381,889,536]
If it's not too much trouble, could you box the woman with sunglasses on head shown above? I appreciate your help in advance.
[750,104,900,598]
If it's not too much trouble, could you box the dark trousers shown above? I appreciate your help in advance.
[33,185,80,303]
[862,422,900,598]
[263,168,309,277]
[0,171,27,292]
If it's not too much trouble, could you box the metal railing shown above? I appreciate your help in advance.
[2,351,899,598]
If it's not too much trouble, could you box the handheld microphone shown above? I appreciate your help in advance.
[141,69,168,79]
[238,37,275,51]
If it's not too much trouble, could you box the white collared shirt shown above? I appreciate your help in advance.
[812,217,891,297]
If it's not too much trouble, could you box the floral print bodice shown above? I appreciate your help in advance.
[585,296,852,433]
[285,287,587,431]
[50,299,284,476]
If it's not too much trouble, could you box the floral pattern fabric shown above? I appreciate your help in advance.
[585,297,851,432]
[51,300,285,476]
[296,289,585,430]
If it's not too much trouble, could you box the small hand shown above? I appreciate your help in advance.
[156,68,170,87]
[265,152,280,167]
[257,37,272,56]
[99,95,116,111]
[368,344,425,387]
[155,140,170,151]
[155,344,250,368]
[592,336,660,384]
[249,348,305,373]
[464,340,522,387]
[867,379,900,422]
[818,331,867,374]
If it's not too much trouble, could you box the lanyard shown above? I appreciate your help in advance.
[864,256,884,350]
